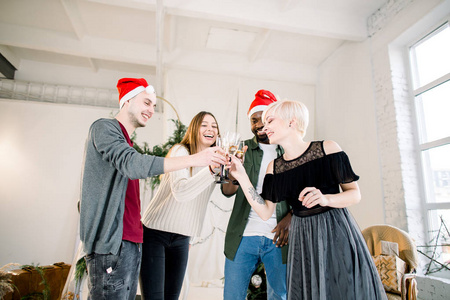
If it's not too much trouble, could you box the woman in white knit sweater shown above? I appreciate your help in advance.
[140,111,220,300]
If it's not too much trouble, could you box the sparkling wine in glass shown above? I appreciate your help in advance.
[224,132,241,179]
[214,135,228,184]
[235,140,245,162]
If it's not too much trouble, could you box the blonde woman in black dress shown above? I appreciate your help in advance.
[229,100,386,300]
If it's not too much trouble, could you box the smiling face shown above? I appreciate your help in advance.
[262,110,289,144]
[180,111,220,154]
[198,114,219,149]
[127,91,156,128]
[250,111,270,144]
[261,100,310,144]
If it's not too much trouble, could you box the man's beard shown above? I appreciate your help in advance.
[256,132,269,143]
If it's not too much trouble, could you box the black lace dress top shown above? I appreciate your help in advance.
[259,142,386,300]
[261,141,359,217]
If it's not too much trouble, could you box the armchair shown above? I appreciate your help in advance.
[362,224,419,300]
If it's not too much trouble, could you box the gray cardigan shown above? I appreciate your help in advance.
[79,118,164,255]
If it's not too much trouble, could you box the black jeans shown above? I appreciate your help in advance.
[140,226,190,300]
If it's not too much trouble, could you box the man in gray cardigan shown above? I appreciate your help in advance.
[79,78,225,300]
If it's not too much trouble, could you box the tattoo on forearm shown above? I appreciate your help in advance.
[249,187,265,205]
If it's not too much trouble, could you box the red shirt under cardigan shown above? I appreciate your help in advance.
[119,121,143,243]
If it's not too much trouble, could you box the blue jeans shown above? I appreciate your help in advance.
[85,240,141,300]
[224,236,287,300]
[140,227,190,300]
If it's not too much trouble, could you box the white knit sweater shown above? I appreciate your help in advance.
[141,144,216,237]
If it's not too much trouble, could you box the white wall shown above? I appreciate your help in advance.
[316,40,384,229]
[0,99,164,267]
[163,69,316,142]
[368,0,447,236]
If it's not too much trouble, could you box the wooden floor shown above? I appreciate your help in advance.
[185,285,223,300]
[135,282,224,300]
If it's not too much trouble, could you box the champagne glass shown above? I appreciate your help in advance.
[214,131,241,183]
[214,135,229,184]
[224,132,241,179]
[227,132,241,155]
[229,138,244,186]
[235,140,245,163]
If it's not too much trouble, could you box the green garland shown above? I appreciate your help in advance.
[132,119,186,189]
[74,258,86,286]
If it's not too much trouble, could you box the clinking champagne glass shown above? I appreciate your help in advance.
[235,140,245,163]
[227,132,240,155]
[214,131,241,183]
[224,132,241,179]
[214,135,229,184]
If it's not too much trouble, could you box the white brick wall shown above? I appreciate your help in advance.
[368,0,449,298]
[368,0,415,37]
[372,48,411,230]
[368,0,441,255]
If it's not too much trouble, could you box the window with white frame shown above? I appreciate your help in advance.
[409,20,450,276]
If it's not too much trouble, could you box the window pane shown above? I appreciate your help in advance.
[415,80,450,143]
[412,24,450,88]
[422,144,450,203]
[425,210,450,276]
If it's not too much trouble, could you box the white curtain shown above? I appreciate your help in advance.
[187,186,234,284]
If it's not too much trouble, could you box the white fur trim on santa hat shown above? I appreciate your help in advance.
[248,105,270,118]
[119,85,156,109]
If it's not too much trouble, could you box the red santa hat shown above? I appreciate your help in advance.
[117,78,156,109]
[247,89,277,118]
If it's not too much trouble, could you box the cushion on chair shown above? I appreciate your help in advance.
[372,255,406,294]
[362,225,418,272]
[386,292,401,300]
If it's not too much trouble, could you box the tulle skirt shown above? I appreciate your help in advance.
[287,208,387,300]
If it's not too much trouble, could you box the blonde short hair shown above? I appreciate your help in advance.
[262,99,309,138]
